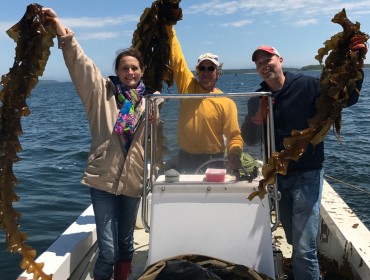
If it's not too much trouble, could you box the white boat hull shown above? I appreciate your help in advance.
[17,179,370,280]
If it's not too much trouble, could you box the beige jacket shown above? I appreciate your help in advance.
[58,35,159,197]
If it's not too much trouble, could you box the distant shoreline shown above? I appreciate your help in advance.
[221,64,369,75]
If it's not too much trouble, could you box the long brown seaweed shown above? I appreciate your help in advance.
[0,3,56,279]
[248,9,369,201]
[131,0,183,171]
[131,0,182,91]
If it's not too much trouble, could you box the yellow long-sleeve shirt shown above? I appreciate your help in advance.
[166,26,243,156]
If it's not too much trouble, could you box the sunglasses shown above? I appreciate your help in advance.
[197,66,216,72]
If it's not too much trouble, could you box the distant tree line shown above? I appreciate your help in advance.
[222,64,369,74]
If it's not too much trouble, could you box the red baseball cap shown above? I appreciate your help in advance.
[252,45,281,62]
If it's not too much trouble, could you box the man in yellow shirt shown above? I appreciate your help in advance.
[166,25,243,173]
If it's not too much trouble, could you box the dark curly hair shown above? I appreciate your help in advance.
[114,48,145,71]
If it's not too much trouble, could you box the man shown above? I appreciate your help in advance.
[241,44,366,279]
[165,25,243,173]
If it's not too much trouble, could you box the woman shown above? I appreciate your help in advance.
[42,8,161,280]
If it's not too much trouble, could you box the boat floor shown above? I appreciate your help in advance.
[130,225,292,279]
[130,228,149,279]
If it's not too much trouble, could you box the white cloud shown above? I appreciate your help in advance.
[62,15,138,29]
[78,32,120,40]
[294,18,318,27]
[222,19,252,27]
[185,0,370,26]
[200,41,216,45]
[185,0,240,15]
[351,9,370,16]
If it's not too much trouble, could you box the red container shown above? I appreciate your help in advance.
[205,168,226,182]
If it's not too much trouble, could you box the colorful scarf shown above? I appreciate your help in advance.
[113,77,145,150]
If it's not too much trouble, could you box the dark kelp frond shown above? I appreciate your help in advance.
[248,9,368,201]
[131,0,182,173]
[0,3,56,279]
[312,8,368,144]
[131,0,182,91]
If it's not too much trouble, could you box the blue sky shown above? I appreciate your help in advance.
[1,0,370,81]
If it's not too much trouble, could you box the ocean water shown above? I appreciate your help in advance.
[1,69,370,279]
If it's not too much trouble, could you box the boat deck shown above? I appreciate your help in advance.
[130,224,292,279]
[131,229,149,279]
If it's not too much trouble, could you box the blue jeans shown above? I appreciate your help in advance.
[277,168,323,280]
[90,188,140,279]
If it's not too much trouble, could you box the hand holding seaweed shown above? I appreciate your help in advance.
[0,3,56,279]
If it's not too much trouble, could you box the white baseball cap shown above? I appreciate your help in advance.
[197,52,220,67]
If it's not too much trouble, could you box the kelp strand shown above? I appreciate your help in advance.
[131,0,182,92]
[0,3,56,279]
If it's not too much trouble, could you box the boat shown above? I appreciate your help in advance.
[17,92,370,280]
